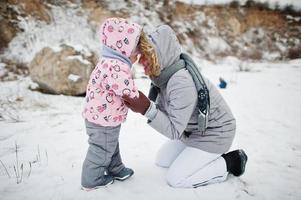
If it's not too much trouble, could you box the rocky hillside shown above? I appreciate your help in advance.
[168,1,301,61]
[0,0,300,94]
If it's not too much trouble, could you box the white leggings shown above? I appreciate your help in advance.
[155,140,228,188]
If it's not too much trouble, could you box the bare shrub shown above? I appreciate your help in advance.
[245,0,256,8]
[282,4,301,16]
[287,45,301,59]
[0,159,11,178]
[274,2,280,11]
[256,2,270,11]
[229,0,240,8]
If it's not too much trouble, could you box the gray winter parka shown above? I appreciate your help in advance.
[146,25,236,154]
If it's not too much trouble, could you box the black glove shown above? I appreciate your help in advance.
[122,90,150,115]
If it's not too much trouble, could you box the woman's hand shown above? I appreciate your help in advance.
[122,90,150,115]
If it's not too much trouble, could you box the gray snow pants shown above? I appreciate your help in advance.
[81,120,124,188]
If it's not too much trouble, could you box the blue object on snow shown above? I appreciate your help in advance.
[219,77,227,89]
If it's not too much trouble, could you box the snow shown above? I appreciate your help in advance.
[286,15,301,22]
[66,55,91,65]
[2,6,99,64]
[0,63,7,78]
[1,58,301,199]
[129,1,163,32]
[106,0,128,11]
[262,51,281,60]
[50,45,63,53]
[0,63,6,68]
[68,74,81,82]
[207,36,231,53]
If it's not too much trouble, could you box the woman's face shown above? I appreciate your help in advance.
[138,54,151,75]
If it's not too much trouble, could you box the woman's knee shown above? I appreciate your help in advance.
[155,145,171,167]
[165,170,187,188]
[155,140,186,168]
[155,155,172,168]
[165,162,190,188]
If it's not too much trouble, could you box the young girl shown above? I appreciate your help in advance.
[81,18,142,190]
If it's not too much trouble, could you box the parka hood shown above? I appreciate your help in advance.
[148,25,182,70]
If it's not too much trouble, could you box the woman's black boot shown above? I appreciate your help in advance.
[222,149,248,176]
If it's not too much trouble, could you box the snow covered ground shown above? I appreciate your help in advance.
[1,58,301,200]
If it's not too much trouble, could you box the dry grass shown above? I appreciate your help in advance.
[0,142,48,184]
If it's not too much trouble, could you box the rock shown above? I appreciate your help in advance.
[0,0,51,51]
[0,1,20,51]
[8,0,51,23]
[227,17,241,36]
[0,62,8,80]
[29,44,96,96]
[0,59,29,81]
[82,0,112,30]
[0,18,18,52]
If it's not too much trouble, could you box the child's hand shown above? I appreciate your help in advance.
[122,91,150,115]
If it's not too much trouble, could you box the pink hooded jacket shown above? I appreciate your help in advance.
[82,18,141,126]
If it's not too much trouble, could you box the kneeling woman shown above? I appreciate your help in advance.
[123,25,248,188]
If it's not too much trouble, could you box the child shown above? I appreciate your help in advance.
[81,18,142,190]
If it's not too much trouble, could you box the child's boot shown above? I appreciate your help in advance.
[110,167,134,181]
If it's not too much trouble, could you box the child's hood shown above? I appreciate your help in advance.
[100,18,142,58]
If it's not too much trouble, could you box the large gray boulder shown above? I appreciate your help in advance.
[29,44,97,96]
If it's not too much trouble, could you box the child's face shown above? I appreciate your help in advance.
[129,53,139,64]
[138,54,151,75]
[129,48,140,64]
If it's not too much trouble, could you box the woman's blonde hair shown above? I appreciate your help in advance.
[138,30,160,77]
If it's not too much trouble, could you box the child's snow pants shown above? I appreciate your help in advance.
[81,120,124,188]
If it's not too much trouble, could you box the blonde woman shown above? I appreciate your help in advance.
[123,25,248,188]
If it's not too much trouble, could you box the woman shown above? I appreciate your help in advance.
[123,25,248,188]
